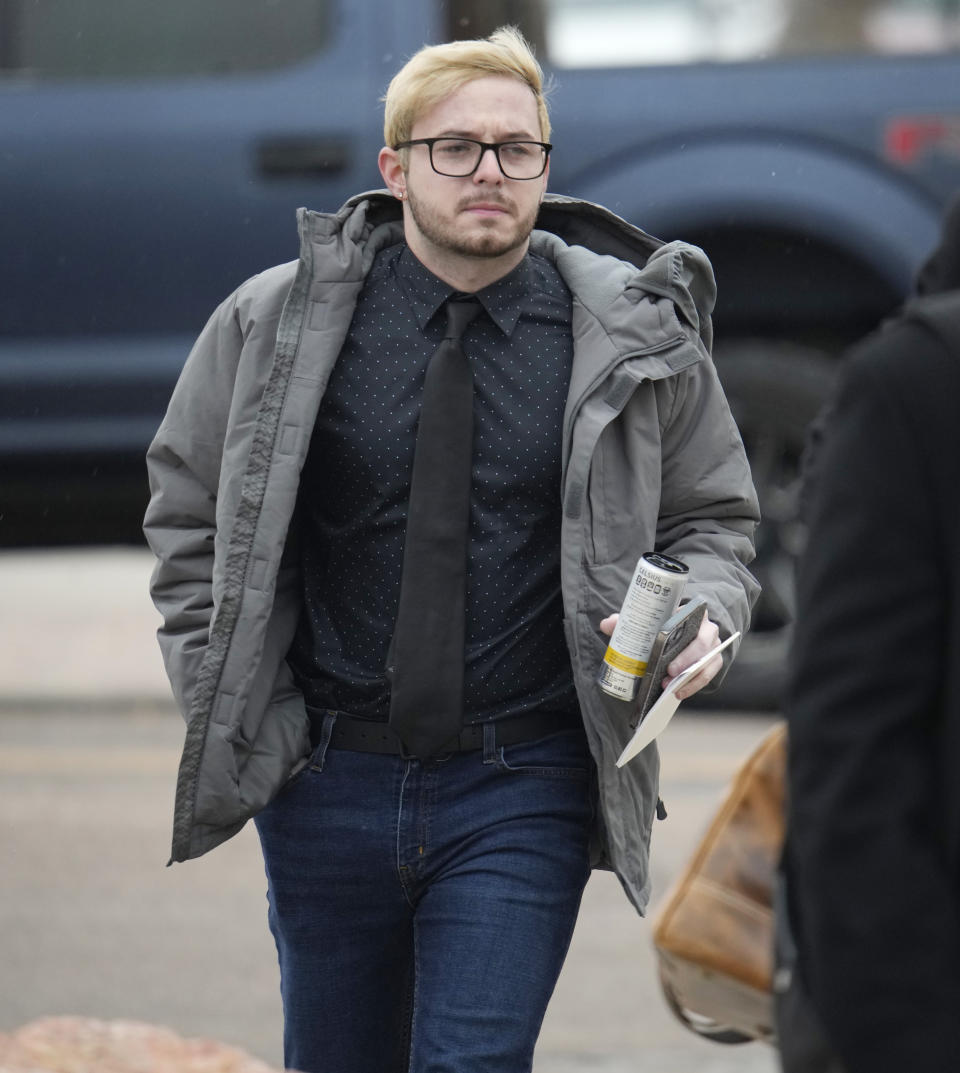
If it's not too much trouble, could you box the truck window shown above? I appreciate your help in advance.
[0,0,330,80]
[783,0,960,55]
[447,0,548,53]
[453,0,960,67]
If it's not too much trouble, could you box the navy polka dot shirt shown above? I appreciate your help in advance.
[288,242,579,724]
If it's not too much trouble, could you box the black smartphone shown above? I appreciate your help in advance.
[631,597,708,727]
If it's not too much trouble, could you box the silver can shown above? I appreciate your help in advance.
[598,552,689,701]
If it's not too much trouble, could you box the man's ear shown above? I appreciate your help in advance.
[378,146,406,200]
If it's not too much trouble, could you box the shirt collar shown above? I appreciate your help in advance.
[393,244,534,338]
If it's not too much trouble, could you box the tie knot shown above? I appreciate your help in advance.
[444,297,481,341]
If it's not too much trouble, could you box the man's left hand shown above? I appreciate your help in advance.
[598,612,722,702]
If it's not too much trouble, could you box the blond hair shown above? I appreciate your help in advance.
[383,26,550,148]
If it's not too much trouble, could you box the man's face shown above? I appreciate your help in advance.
[381,75,549,279]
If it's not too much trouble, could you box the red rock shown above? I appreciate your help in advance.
[0,1017,289,1073]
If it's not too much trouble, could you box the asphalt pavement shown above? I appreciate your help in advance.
[0,547,780,1072]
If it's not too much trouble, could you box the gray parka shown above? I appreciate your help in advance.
[144,191,759,914]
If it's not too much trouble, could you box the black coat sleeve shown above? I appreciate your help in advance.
[785,320,960,1073]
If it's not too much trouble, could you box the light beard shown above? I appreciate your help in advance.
[405,188,539,260]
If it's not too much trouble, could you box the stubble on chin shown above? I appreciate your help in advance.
[406,189,537,261]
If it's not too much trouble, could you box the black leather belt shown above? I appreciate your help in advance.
[309,707,583,757]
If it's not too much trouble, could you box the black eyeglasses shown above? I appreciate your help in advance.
[393,137,552,180]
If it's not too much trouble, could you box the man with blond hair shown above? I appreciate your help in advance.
[145,26,758,1073]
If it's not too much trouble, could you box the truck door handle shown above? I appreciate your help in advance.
[257,136,351,178]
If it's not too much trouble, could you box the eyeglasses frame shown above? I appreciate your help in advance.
[392,137,553,180]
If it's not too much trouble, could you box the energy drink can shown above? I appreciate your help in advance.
[598,552,689,701]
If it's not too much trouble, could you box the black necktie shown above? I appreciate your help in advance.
[388,296,481,758]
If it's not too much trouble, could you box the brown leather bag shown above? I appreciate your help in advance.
[650,722,786,1044]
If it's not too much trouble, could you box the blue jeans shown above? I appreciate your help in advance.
[254,717,594,1073]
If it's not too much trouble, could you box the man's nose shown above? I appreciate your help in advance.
[473,146,504,182]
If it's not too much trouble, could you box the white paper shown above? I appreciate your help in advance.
[615,631,741,768]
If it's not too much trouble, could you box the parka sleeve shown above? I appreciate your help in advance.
[143,293,244,719]
[654,349,761,652]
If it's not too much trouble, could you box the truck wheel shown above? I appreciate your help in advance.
[700,341,838,710]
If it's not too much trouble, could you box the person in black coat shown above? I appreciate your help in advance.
[778,197,960,1072]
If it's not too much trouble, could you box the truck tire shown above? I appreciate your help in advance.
[700,340,838,710]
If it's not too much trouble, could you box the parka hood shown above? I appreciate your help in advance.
[326,190,716,350]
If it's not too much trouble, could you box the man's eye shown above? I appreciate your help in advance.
[436,141,473,156]
[501,143,535,159]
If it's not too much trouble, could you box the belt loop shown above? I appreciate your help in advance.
[310,710,338,772]
[482,721,498,764]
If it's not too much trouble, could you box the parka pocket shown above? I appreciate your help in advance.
[580,559,634,624]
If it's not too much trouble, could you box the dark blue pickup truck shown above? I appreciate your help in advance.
[3,0,960,704]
